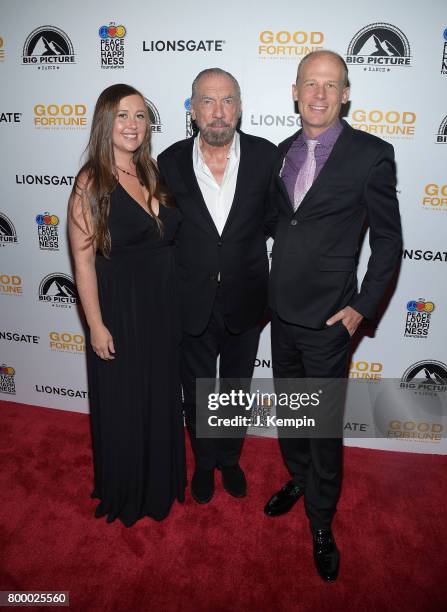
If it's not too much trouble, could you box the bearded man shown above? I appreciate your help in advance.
[158,68,277,504]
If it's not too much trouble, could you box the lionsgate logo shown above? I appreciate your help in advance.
[0,364,16,395]
[22,25,75,69]
[403,249,447,263]
[346,23,411,71]
[36,212,59,251]
[251,112,301,129]
[99,22,126,69]
[143,39,225,52]
[404,299,435,339]
[16,174,75,186]
[436,115,447,143]
[38,273,78,308]
[35,384,89,399]
[0,331,39,344]
[0,213,18,246]
[441,28,447,75]
[0,112,22,124]
[147,100,162,133]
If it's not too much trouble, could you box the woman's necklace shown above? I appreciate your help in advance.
[116,166,137,178]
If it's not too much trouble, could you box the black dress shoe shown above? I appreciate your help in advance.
[219,464,247,498]
[312,528,340,582]
[264,480,303,517]
[191,467,214,504]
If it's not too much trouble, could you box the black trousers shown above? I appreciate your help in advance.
[181,293,261,470]
[271,311,350,530]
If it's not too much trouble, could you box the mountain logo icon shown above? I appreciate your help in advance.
[147,99,162,133]
[402,360,447,385]
[39,273,78,306]
[436,114,447,143]
[346,23,411,68]
[22,26,75,66]
[0,212,16,238]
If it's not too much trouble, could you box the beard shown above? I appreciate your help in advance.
[200,121,237,146]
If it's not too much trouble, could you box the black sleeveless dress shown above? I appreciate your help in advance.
[87,183,186,526]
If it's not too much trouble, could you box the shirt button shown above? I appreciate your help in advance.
[217,241,223,247]
[291,219,298,226]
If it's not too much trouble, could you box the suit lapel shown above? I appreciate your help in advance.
[275,122,354,217]
[174,139,220,236]
[296,122,353,215]
[276,130,301,213]
[221,131,249,237]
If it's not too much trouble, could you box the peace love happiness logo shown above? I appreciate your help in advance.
[99,22,126,69]
[0,364,16,395]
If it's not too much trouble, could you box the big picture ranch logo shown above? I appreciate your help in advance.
[436,114,447,143]
[22,25,75,69]
[346,23,411,70]
[39,273,78,308]
[0,213,18,246]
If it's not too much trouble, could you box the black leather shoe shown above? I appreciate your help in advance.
[219,464,247,498]
[264,480,303,517]
[312,528,340,582]
[191,467,214,504]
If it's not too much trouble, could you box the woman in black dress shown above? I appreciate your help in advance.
[68,84,186,526]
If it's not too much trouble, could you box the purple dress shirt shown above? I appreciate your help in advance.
[281,120,343,207]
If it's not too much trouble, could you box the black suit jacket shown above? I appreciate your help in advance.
[269,120,402,329]
[158,131,277,335]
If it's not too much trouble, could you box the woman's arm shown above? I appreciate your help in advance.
[68,185,115,360]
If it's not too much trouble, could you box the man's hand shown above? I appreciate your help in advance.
[326,306,363,337]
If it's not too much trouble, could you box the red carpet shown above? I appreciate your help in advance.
[1,399,446,612]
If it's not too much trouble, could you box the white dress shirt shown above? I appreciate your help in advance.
[192,132,240,236]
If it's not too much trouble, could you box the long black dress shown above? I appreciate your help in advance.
[87,182,186,526]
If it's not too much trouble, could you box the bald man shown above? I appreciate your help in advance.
[265,51,402,581]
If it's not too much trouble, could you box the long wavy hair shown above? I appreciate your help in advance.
[69,83,172,257]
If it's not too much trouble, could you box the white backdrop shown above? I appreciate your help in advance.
[1,0,446,454]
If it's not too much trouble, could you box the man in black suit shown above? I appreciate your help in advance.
[158,68,277,504]
[264,51,402,581]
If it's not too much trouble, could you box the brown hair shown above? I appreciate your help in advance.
[69,83,171,257]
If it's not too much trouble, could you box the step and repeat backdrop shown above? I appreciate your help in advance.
[1,0,446,454]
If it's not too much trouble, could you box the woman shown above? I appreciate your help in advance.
[68,84,186,526]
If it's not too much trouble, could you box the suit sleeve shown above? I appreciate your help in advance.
[264,147,280,239]
[350,143,402,319]
[156,153,168,186]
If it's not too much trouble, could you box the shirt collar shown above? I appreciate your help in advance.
[301,119,343,149]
